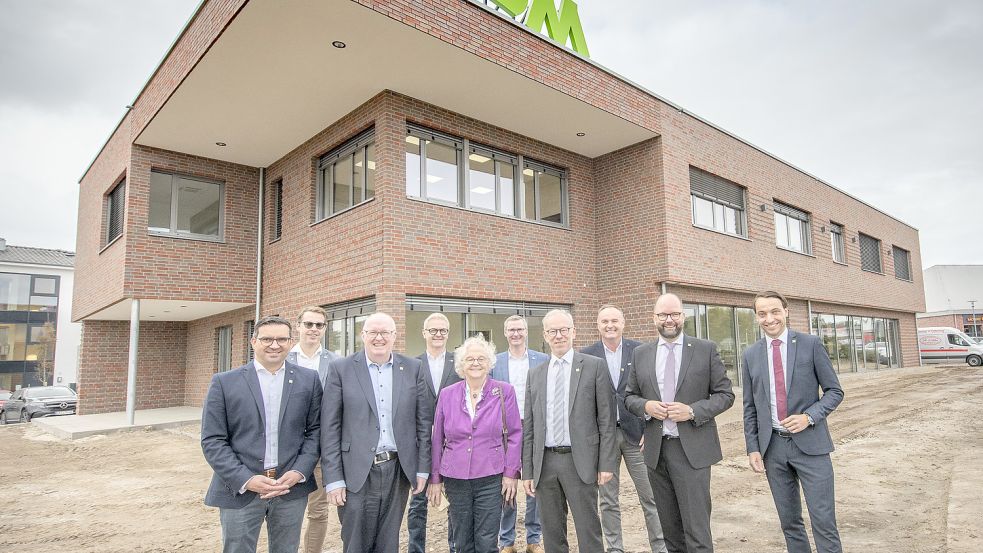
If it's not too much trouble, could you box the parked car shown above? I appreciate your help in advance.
[918,327,983,367]
[0,390,10,412]
[0,386,78,424]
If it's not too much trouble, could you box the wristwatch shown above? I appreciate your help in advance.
[688,407,695,420]
[806,414,815,426]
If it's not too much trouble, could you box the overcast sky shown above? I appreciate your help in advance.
[1,0,980,270]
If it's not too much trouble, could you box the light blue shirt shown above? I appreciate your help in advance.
[255,360,285,470]
[656,336,684,437]
[545,349,575,447]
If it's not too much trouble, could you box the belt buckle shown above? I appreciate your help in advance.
[374,451,394,465]
[264,468,277,479]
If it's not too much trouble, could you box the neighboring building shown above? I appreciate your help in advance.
[0,238,81,390]
[917,265,983,338]
[72,0,924,415]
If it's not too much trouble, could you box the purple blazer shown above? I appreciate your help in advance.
[431,378,522,483]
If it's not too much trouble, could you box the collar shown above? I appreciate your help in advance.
[427,350,446,363]
[364,351,394,368]
[768,329,790,346]
[550,348,575,366]
[602,339,623,354]
[657,335,684,348]
[508,348,529,361]
[253,360,286,375]
[290,343,323,359]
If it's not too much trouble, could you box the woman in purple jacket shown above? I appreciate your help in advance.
[427,335,522,553]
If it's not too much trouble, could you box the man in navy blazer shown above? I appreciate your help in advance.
[581,305,666,553]
[742,291,844,553]
[201,315,323,553]
[492,315,548,553]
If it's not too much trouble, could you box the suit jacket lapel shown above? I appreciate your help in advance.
[758,338,773,403]
[419,355,437,398]
[647,344,662,401]
[786,331,798,391]
[353,354,379,420]
[676,337,696,392]
[440,355,456,390]
[568,354,583,414]
[242,364,267,428]
[392,356,406,422]
[278,366,295,426]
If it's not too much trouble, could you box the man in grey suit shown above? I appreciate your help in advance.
[581,305,667,553]
[493,315,548,553]
[522,309,617,553]
[742,291,844,553]
[202,315,323,553]
[321,312,433,553]
[286,306,340,553]
[625,294,734,553]
[408,312,461,553]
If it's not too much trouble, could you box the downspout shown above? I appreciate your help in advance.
[254,168,265,321]
[807,300,814,333]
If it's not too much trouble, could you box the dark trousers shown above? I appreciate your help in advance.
[648,437,713,553]
[536,450,604,553]
[219,494,308,553]
[408,484,457,553]
[444,474,504,553]
[337,459,410,553]
[764,434,842,553]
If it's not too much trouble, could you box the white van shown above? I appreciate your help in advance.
[918,327,983,366]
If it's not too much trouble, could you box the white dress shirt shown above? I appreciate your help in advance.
[656,336,684,437]
[766,329,790,429]
[290,344,322,372]
[603,340,623,420]
[507,351,531,418]
[427,351,446,393]
[545,349,574,447]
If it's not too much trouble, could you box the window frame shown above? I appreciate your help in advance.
[148,170,225,242]
[271,180,283,242]
[892,245,912,281]
[773,202,812,255]
[688,167,747,238]
[859,233,883,274]
[105,178,126,245]
[829,222,846,264]
[216,325,233,372]
[315,128,376,222]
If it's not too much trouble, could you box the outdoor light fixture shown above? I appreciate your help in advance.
[332,40,346,49]
[576,132,586,136]
[215,142,227,147]
[759,204,768,212]
[820,225,826,233]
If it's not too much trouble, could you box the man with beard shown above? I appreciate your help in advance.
[625,294,734,553]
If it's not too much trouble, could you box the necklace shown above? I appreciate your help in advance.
[469,379,486,398]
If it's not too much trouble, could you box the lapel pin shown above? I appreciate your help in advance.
[687,343,693,347]
[288,380,293,384]
[399,366,404,371]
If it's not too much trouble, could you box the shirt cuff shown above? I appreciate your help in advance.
[325,480,346,492]
[416,472,429,481]
[288,469,306,483]
[239,475,254,495]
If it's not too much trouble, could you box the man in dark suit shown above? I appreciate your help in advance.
[201,315,323,553]
[522,309,617,553]
[625,294,734,553]
[742,291,844,553]
[493,315,548,553]
[321,312,433,553]
[581,305,666,553]
[408,312,461,553]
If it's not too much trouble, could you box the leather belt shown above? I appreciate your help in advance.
[545,446,572,454]
[263,468,277,479]
[773,428,794,439]
[662,434,680,440]
[373,451,398,465]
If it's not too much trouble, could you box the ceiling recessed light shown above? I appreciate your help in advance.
[332,40,346,49]
[576,132,586,137]
[215,142,227,147]
[179,305,188,308]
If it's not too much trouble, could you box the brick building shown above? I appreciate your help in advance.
[72,0,924,414]
[917,265,983,338]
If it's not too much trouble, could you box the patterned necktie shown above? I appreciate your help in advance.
[663,342,677,435]
[772,339,788,421]
[549,358,568,446]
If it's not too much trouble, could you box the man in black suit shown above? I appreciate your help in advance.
[581,305,666,553]
[408,312,461,553]
[201,315,322,553]
[321,312,433,553]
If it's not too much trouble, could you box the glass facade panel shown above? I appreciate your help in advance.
[499,162,515,216]
[682,304,700,339]
[0,273,31,311]
[0,324,28,361]
[333,156,353,214]
[735,307,759,385]
[874,318,890,368]
[851,316,865,370]
[706,306,737,385]
[861,317,875,367]
[175,176,221,236]
[888,320,901,367]
[819,314,837,371]
[425,139,459,203]
[468,153,497,211]
[522,168,536,221]
[148,171,173,231]
[33,278,56,295]
[405,135,421,197]
[834,315,855,372]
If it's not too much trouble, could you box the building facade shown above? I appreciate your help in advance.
[72,0,924,414]
[0,238,81,390]
[917,265,983,338]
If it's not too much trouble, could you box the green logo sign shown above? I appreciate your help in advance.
[489,0,590,57]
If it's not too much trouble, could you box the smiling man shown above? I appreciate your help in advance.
[321,312,433,553]
[201,315,323,553]
[742,291,844,553]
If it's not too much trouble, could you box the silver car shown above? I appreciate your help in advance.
[0,386,77,424]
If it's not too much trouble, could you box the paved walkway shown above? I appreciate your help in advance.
[32,406,201,439]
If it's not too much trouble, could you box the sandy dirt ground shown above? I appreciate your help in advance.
[1,364,980,553]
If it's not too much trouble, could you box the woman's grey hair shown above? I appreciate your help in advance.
[453,335,497,377]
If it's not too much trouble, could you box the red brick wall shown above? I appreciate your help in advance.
[916,314,962,329]
[183,306,255,407]
[76,320,188,414]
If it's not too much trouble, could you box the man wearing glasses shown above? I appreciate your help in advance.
[492,315,548,553]
[287,306,340,553]
[625,294,735,553]
[201,315,323,553]
[522,309,616,553]
[321,312,433,553]
[408,313,461,553]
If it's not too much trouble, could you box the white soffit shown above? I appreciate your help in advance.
[135,0,656,165]
[84,299,253,322]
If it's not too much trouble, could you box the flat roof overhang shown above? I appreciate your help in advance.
[134,0,657,166]
[83,299,253,322]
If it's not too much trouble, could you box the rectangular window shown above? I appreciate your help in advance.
[106,179,126,244]
[892,246,911,280]
[216,326,233,372]
[407,125,567,226]
[859,233,882,273]
[323,297,376,357]
[245,320,255,361]
[829,222,846,264]
[317,129,375,221]
[272,180,283,241]
[773,202,812,254]
[149,171,223,240]
[0,273,32,311]
[689,167,746,237]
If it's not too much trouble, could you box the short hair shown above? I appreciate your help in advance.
[253,315,292,338]
[597,304,624,317]
[503,315,527,330]
[753,291,788,310]
[423,312,450,329]
[296,306,328,324]
[542,309,574,328]
[453,335,497,377]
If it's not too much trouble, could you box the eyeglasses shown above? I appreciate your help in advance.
[363,330,395,338]
[301,321,326,330]
[256,337,292,346]
[544,327,572,338]
[464,356,488,365]
[656,312,683,321]
[505,328,527,335]
[425,328,449,336]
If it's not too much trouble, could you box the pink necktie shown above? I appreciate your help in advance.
[772,339,788,421]
[663,342,677,434]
